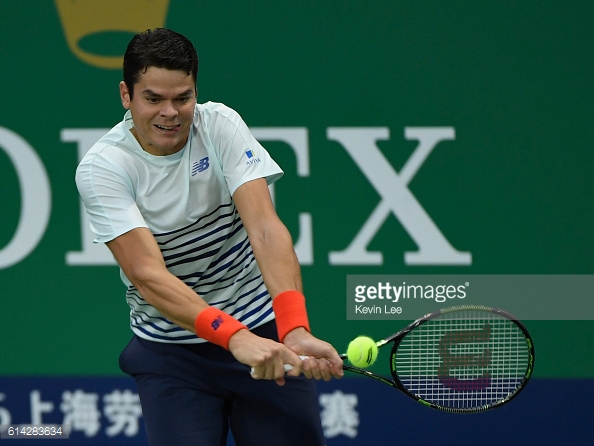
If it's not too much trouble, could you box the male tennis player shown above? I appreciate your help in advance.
[75,28,343,445]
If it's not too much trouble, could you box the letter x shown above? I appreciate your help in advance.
[328,127,471,265]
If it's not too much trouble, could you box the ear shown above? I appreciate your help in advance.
[120,81,131,109]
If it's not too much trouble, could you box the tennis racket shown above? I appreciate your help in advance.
[336,305,534,413]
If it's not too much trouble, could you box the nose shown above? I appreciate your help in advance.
[160,100,178,118]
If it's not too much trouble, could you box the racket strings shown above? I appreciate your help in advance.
[392,309,531,410]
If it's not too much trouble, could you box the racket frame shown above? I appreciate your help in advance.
[340,305,535,413]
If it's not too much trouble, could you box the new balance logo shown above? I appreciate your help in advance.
[211,315,224,330]
[192,157,209,176]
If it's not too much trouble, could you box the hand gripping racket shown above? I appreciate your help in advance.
[338,305,535,413]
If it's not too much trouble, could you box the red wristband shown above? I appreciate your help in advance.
[272,290,310,342]
[194,307,247,350]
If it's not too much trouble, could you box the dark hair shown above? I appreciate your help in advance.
[123,28,199,99]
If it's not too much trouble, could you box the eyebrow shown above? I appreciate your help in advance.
[141,89,195,98]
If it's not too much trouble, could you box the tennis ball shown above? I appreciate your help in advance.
[347,336,378,368]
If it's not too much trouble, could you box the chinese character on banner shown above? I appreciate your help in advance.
[319,390,359,439]
[103,389,142,437]
[60,390,101,437]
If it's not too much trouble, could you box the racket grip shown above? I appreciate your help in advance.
[250,355,309,375]
[283,355,309,372]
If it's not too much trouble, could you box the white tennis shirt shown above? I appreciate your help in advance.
[76,102,283,343]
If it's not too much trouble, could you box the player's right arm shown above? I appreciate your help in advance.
[106,227,302,383]
[106,227,208,332]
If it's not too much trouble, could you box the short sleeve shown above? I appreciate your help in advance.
[75,146,148,243]
[201,103,283,195]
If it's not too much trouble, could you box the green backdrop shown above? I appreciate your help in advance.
[1,0,593,377]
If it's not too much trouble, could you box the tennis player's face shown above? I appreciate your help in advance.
[120,66,196,156]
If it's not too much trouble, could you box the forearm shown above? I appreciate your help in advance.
[248,220,303,298]
[106,228,210,333]
[131,265,209,333]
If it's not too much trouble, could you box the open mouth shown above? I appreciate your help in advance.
[154,124,181,133]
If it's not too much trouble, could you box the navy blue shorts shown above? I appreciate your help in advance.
[119,321,325,446]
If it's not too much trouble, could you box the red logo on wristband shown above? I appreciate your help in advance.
[211,315,224,330]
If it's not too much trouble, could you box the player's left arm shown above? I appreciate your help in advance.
[233,178,343,380]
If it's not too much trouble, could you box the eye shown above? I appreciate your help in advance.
[147,97,161,104]
[177,97,191,104]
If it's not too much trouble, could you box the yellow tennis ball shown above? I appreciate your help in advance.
[347,336,378,368]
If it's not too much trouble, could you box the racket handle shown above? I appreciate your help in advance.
[283,355,309,372]
[250,355,309,375]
